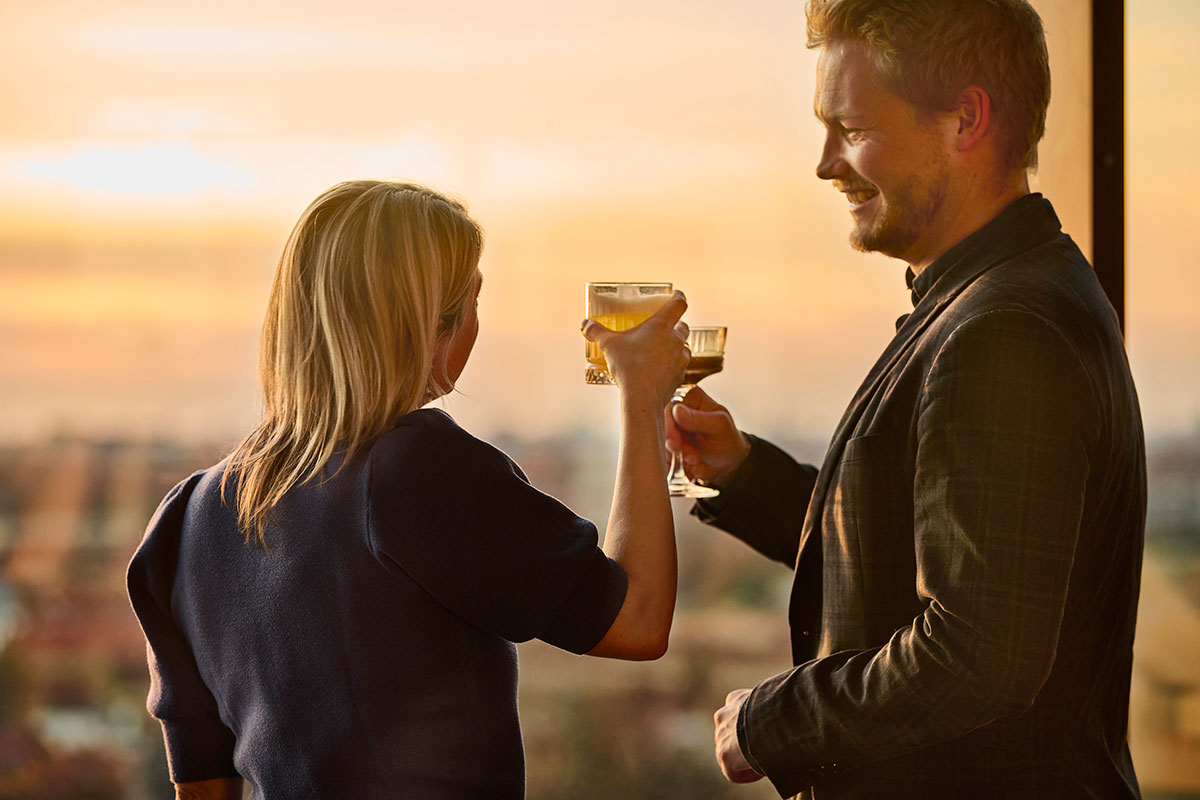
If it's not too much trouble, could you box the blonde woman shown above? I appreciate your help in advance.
[127,180,688,800]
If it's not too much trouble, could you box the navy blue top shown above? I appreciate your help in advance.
[127,408,628,799]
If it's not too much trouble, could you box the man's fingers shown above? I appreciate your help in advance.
[672,401,730,435]
[684,456,710,482]
[730,770,764,784]
[714,688,761,785]
[680,385,724,412]
[664,407,683,454]
[671,402,695,430]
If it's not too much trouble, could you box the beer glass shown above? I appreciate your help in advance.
[668,326,726,498]
[584,282,674,384]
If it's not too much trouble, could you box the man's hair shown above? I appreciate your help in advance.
[807,0,1051,172]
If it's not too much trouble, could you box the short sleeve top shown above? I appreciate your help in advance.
[127,408,627,798]
[366,408,628,652]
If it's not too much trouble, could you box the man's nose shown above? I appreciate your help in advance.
[816,133,843,181]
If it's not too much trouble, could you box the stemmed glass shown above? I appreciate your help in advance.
[668,326,726,498]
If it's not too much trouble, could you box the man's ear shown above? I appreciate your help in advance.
[954,85,992,153]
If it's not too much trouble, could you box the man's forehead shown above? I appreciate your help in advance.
[813,40,890,120]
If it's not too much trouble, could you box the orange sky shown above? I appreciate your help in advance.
[0,1,1196,445]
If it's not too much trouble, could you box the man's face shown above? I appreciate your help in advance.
[814,40,951,265]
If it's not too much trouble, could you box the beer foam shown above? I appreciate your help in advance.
[593,284,670,316]
[630,284,670,309]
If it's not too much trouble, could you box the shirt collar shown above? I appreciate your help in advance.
[904,192,1062,309]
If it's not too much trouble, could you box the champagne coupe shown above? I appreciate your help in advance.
[584,282,674,384]
[668,326,727,498]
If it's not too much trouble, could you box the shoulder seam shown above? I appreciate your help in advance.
[922,307,1100,422]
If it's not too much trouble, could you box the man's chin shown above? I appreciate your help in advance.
[850,220,916,261]
[850,226,890,256]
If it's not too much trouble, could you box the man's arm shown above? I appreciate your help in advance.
[670,387,818,566]
[733,310,1097,796]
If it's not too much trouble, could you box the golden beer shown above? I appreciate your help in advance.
[584,283,673,384]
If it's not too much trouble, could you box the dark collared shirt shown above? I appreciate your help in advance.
[697,195,1146,798]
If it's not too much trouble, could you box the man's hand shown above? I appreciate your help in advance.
[666,386,751,487]
[714,688,763,783]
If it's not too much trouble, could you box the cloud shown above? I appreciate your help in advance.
[4,143,253,198]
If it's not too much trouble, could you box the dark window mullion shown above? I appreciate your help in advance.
[1092,0,1126,331]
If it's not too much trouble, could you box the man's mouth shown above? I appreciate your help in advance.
[843,187,878,207]
[841,186,879,214]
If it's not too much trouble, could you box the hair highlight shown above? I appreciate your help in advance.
[221,180,482,545]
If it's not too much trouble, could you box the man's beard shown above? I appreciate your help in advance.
[850,156,950,262]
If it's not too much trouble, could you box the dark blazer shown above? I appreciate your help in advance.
[696,195,1146,799]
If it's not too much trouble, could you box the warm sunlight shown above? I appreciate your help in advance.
[0,2,1198,796]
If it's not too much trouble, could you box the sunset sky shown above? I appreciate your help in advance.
[1,0,1196,447]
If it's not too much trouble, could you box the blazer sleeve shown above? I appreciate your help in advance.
[737,309,1098,796]
[127,472,239,783]
[691,434,819,567]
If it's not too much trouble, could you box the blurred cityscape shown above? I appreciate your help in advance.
[0,428,1197,799]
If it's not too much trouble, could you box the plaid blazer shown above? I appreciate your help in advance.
[695,195,1146,799]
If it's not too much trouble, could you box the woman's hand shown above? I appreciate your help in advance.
[582,292,690,408]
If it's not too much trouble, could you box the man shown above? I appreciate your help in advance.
[669,0,1147,797]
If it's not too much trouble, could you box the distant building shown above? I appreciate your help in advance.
[0,431,1198,794]
[0,437,219,725]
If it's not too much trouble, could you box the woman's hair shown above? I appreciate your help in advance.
[221,180,483,545]
[806,0,1050,173]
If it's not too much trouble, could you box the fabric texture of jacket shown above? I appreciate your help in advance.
[695,194,1146,799]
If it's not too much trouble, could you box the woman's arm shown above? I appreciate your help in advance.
[175,778,243,800]
[582,293,689,660]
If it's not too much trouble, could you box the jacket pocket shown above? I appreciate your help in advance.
[840,432,896,464]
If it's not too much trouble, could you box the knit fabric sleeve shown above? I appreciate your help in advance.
[127,472,239,783]
[366,409,628,655]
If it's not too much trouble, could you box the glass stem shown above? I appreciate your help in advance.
[668,384,693,487]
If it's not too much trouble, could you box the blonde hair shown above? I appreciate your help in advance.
[807,0,1051,173]
[222,180,483,545]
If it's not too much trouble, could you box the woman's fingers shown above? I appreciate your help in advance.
[580,317,612,342]
[581,291,689,403]
[652,291,688,328]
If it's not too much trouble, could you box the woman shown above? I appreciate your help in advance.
[127,180,689,799]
